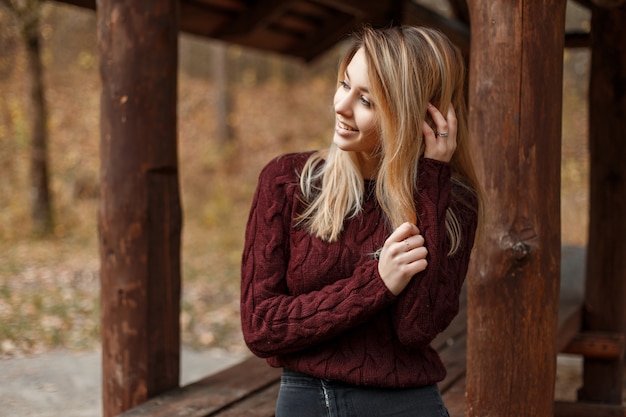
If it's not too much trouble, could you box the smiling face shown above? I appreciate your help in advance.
[333,48,381,177]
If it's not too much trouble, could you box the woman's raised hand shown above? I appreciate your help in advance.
[422,103,457,162]
[377,222,428,296]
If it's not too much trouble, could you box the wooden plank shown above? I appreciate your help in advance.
[98,1,181,416]
[554,401,626,417]
[465,1,567,416]
[580,3,626,404]
[216,383,280,417]
[442,375,466,417]
[433,288,467,350]
[117,274,587,417]
[556,296,583,353]
[563,332,625,360]
[438,333,467,393]
[119,357,281,417]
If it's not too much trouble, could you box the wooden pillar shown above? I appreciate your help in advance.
[465,1,566,416]
[97,2,181,416]
[579,3,626,404]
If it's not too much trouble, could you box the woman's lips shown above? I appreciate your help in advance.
[337,120,358,132]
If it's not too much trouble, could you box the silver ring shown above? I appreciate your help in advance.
[404,239,410,252]
[436,131,449,138]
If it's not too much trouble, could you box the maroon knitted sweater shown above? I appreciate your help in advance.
[241,152,478,388]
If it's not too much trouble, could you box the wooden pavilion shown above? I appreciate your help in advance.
[51,0,626,416]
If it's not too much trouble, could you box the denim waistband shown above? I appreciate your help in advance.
[277,368,448,417]
[281,368,333,386]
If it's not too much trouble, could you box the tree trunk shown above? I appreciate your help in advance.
[25,12,53,236]
[465,0,566,415]
[2,0,54,235]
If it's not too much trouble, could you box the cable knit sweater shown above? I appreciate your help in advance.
[241,152,478,388]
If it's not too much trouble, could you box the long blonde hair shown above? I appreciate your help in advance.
[298,25,481,254]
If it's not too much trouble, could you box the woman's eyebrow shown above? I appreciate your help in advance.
[345,68,370,94]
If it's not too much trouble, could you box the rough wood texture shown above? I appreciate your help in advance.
[98,1,181,416]
[580,3,626,404]
[465,1,567,416]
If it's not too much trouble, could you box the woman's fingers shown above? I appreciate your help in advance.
[423,103,457,162]
[388,222,420,246]
[378,223,428,295]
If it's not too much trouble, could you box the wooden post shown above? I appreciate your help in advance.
[579,3,626,404]
[465,1,566,416]
[97,2,181,416]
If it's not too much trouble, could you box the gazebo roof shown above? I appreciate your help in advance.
[55,0,592,60]
[56,0,476,60]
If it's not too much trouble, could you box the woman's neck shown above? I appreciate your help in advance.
[355,152,380,180]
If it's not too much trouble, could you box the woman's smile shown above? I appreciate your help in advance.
[332,48,380,162]
[336,119,359,133]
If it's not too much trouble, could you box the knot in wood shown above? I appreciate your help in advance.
[511,241,530,260]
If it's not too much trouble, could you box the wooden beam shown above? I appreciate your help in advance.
[592,0,626,7]
[556,298,583,353]
[50,0,96,9]
[563,332,625,360]
[179,1,234,39]
[573,0,595,9]
[287,14,356,61]
[465,0,567,416]
[565,30,591,48]
[218,0,299,37]
[580,2,626,404]
[98,1,182,416]
[403,1,470,58]
[447,0,470,25]
[311,0,392,17]
[554,401,626,417]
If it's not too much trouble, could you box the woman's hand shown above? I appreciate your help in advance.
[378,222,428,296]
[423,103,457,162]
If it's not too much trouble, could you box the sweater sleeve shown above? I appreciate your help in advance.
[391,158,478,348]
[240,155,396,358]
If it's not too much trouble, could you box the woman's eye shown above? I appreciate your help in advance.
[340,80,350,90]
[360,97,371,107]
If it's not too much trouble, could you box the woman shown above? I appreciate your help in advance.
[241,25,481,417]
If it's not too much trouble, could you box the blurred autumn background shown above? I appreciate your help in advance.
[0,0,589,380]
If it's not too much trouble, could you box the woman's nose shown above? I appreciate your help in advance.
[334,92,352,117]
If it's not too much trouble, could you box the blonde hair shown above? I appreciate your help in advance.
[298,25,481,254]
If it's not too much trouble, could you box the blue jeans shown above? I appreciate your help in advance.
[276,369,450,417]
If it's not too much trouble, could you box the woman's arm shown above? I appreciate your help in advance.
[391,158,478,347]
[240,155,396,358]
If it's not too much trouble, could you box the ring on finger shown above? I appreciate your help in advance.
[403,239,410,252]
[435,131,449,138]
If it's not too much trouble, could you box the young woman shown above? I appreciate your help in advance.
[240,25,481,417]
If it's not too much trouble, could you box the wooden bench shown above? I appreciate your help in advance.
[120,247,595,417]
[119,290,585,417]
